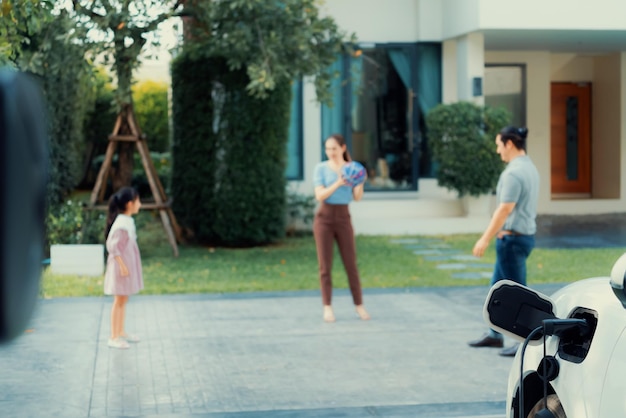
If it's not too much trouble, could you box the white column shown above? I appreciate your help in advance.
[297,77,322,193]
[442,39,458,103]
[456,32,485,105]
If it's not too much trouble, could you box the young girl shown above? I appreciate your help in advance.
[313,133,370,323]
[104,187,143,349]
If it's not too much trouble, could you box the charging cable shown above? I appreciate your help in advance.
[518,318,588,418]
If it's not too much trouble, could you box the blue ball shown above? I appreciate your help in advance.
[341,161,366,187]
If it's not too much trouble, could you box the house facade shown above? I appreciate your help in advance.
[285,0,626,231]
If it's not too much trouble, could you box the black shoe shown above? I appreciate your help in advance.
[499,343,520,357]
[468,333,504,348]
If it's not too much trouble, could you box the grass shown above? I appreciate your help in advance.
[41,211,626,298]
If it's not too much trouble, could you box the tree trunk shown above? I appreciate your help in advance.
[112,43,136,190]
[111,105,135,191]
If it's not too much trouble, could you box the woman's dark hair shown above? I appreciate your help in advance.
[499,126,529,150]
[105,186,139,238]
[325,133,352,162]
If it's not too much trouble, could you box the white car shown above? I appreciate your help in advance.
[483,254,626,418]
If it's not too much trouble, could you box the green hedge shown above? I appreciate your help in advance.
[37,28,94,207]
[80,69,117,188]
[171,52,291,246]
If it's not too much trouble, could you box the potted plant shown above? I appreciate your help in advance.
[425,101,511,215]
[46,199,106,276]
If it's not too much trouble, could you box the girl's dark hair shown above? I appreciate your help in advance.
[105,186,139,238]
[499,126,529,150]
[326,133,352,162]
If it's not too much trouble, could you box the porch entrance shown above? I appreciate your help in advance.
[550,82,591,197]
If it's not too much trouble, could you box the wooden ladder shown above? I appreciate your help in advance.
[88,105,181,257]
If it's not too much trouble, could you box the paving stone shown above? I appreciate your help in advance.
[452,272,490,280]
[389,238,421,244]
[451,254,482,261]
[464,264,495,269]
[436,263,471,270]
[403,243,451,250]
[390,238,445,245]
[425,254,484,262]
[437,263,494,270]
[413,249,460,255]
[424,255,458,261]
[0,285,567,417]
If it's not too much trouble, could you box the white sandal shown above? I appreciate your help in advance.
[108,338,130,349]
[323,306,336,322]
[120,333,140,343]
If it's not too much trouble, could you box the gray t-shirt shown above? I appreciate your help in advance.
[497,155,540,235]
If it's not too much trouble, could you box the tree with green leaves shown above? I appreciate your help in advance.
[132,80,170,153]
[69,0,183,189]
[172,0,355,246]
[70,0,182,106]
[182,0,355,105]
[1,0,97,207]
[1,0,57,69]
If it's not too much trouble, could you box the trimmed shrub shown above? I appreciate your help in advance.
[426,101,511,197]
[171,53,291,246]
[170,54,219,241]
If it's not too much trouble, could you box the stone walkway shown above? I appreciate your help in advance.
[390,238,493,281]
[1,284,573,418]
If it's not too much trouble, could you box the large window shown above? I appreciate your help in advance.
[484,65,526,127]
[320,43,442,191]
[285,80,303,180]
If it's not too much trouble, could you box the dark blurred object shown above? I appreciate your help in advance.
[0,69,48,342]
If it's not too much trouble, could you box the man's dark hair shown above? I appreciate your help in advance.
[500,126,529,150]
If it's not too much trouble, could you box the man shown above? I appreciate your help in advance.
[468,126,540,357]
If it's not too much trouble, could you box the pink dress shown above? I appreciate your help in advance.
[103,214,144,296]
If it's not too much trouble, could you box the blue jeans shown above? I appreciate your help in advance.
[488,234,535,339]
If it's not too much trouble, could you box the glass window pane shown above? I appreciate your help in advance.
[484,65,526,127]
[566,96,579,180]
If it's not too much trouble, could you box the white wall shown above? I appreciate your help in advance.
[440,0,480,39]
[592,53,621,199]
[478,0,626,30]
[416,0,443,41]
[321,0,421,43]
[326,0,626,45]
[551,54,594,82]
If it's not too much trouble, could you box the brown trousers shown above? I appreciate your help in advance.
[313,203,363,306]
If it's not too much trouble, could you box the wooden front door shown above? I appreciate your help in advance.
[550,82,591,196]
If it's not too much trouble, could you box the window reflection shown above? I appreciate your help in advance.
[485,65,526,128]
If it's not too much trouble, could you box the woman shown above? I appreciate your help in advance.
[313,133,370,322]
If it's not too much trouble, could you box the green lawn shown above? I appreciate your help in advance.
[41,212,625,298]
